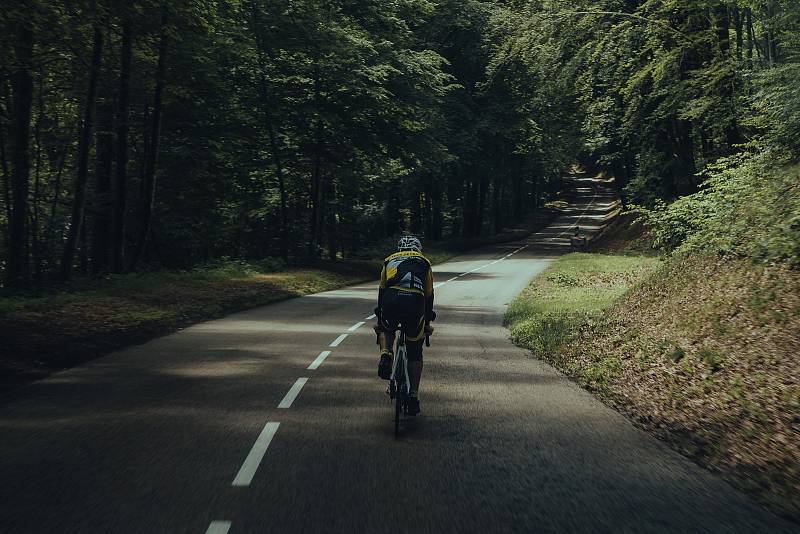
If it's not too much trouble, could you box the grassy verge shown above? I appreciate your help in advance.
[0,259,377,390]
[506,251,800,521]
[505,253,660,373]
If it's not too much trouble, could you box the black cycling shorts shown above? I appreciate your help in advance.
[378,288,425,362]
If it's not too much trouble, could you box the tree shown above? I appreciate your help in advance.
[111,1,133,273]
[60,3,104,281]
[7,10,34,289]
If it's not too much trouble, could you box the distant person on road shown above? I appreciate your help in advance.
[571,226,587,251]
[374,235,435,416]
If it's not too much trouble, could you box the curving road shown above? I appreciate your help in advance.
[0,175,794,533]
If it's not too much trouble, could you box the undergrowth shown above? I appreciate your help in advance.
[634,156,800,266]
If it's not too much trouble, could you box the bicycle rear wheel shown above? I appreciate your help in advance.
[393,332,407,438]
[394,384,402,438]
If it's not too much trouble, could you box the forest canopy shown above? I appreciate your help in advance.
[2,0,799,289]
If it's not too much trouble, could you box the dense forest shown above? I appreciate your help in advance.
[1,0,798,289]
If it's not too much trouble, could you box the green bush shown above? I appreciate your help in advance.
[633,154,800,266]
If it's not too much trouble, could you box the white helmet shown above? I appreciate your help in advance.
[397,235,422,253]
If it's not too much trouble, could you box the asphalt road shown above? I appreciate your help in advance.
[0,176,795,533]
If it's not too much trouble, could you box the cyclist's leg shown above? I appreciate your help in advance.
[377,291,401,379]
[403,310,425,417]
[406,323,425,395]
[378,329,396,354]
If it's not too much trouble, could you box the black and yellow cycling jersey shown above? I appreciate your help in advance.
[378,250,435,321]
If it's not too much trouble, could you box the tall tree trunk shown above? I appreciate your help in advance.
[492,173,502,235]
[765,1,778,65]
[60,14,103,281]
[307,62,325,259]
[130,3,167,270]
[409,189,421,235]
[462,177,476,238]
[476,173,488,237]
[250,3,289,261]
[733,7,743,62]
[423,178,432,238]
[325,175,338,260]
[668,119,697,196]
[111,4,132,273]
[91,98,114,273]
[8,19,34,289]
[308,137,323,258]
[512,158,523,218]
[713,4,740,150]
[266,119,289,261]
[714,4,730,57]
[431,179,443,241]
[45,130,70,258]
[745,8,754,66]
[1,116,12,250]
[31,74,44,285]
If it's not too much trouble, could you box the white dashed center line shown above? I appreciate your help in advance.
[433,245,528,290]
[214,239,541,525]
[205,521,232,534]
[232,422,280,487]
[278,378,308,409]
[308,350,331,370]
[329,334,348,347]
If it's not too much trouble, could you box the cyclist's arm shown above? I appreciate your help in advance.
[424,264,434,322]
[377,263,387,311]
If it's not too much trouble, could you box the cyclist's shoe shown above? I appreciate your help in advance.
[406,395,420,416]
[378,351,393,380]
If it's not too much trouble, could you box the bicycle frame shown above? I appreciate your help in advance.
[390,331,410,394]
[378,321,430,438]
[389,331,409,438]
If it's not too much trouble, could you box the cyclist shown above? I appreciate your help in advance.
[375,235,435,416]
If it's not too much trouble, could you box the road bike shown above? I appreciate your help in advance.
[385,327,430,438]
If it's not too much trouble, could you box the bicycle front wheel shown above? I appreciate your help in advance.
[394,383,402,438]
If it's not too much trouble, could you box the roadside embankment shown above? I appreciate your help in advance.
[506,249,800,521]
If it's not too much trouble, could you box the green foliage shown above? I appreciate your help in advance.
[634,156,800,265]
[699,346,725,373]
[3,0,800,286]
[669,345,686,363]
[1,0,581,288]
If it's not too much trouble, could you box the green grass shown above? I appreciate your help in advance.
[505,253,661,360]
[0,259,380,386]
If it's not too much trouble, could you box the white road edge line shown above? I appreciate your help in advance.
[232,422,280,487]
[278,378,309,409]
[447,277,457,282]
[205,521,232,534]
[347,321,365,332]
[329,334,348,347]
[366,313,376,320]
[308,350,332,370]
[433,282,446,288]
